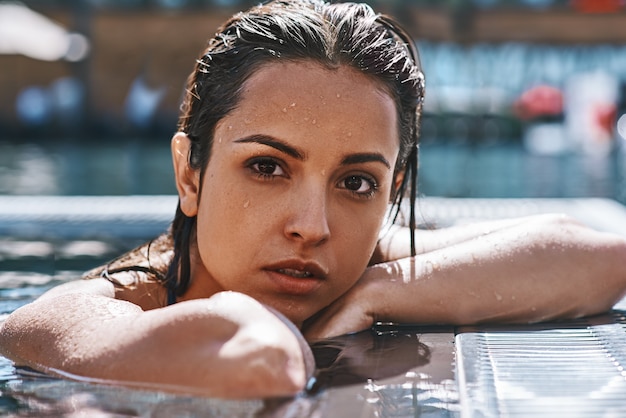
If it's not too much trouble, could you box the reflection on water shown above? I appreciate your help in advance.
[419,142,625,203]
[0,140,176,196]
[365,377,459,418]
[0,144,59,195]
[2,368,267,417]
[0,247,459,417]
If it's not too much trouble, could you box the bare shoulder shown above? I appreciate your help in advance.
[37,277,116,301]
[38,272,167,311]
[35,273,167,312]
[81,232,173,310]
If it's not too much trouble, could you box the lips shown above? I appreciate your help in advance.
[264,260,327,295]
[276,268,314,278]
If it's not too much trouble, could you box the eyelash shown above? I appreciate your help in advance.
[247,157,286,180]
[246,157,379,199]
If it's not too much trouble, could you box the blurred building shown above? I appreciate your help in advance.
[1,0,626,140]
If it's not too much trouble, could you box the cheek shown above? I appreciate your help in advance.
[196,168,275,257]
[195,170,246,256]
[333,201,387,266]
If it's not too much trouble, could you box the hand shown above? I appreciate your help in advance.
[302,269,380,341]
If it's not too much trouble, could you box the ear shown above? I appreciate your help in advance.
[171,132,200,217]
[393,171,405,194]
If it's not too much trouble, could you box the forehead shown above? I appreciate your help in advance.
[223,60,399,149]
[241,60,395,108]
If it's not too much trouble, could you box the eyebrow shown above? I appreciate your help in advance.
[234,134,390,169]
[341,153,390,169]
[234,135,304,160]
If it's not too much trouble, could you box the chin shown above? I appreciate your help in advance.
[279,309,310,328]
[268,300,317,329]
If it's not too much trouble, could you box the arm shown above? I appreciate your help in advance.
[0,279,314,398]
[372,215,555,263]
[306,214,626,340]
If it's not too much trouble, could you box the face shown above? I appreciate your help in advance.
[173,60,400,326]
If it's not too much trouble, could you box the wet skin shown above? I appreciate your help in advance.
[172,60,400,326]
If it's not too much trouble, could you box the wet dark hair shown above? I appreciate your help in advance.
[166,0,425,300]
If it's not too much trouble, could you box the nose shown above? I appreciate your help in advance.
[284,183,331,247]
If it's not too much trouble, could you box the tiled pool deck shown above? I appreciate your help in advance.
[1,196,626,417]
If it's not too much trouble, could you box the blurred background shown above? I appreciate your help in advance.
[2,0,626,203]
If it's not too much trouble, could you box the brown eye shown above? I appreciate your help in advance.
[338,174,378,198]
[345,175,363,191]
[248,157,286,179]
[257,161,278,174]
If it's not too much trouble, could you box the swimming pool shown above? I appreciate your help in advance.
[3,196,626,416]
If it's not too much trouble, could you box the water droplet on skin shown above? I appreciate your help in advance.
[336,93,341,98]
[228,125,233,130]
[243,200,250,208]
[311,119,316,125]
[494,292,503,301]
[282,108,287,113]
[290,102,296,107]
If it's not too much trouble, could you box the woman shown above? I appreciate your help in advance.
[1,0,626,399]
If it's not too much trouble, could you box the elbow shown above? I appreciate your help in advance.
[201,344,309,399]
[0,304,40,365]
[272,344,311,396]
[577,228,626,315]
[202,307,312,398]
[244,344,309,397]
[0,314,18,360]
[221,328,311,398]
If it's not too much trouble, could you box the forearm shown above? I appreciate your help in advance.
[369,216,626,325]
[307,215,626,340]
[0,291,312,398]
[374,214,574,263]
